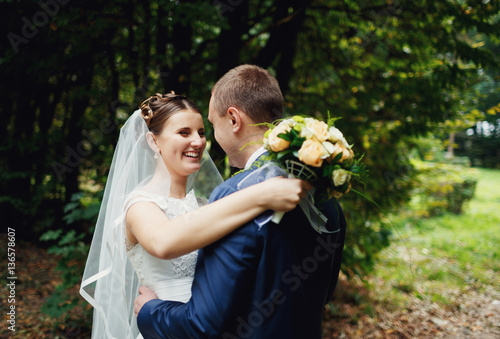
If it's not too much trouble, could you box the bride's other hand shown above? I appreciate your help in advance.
[259,177,312,212]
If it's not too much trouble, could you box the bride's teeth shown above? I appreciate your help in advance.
[184,152,199,158]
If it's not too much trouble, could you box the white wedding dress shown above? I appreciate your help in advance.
[124,189,204,303]
[79,110,224,339]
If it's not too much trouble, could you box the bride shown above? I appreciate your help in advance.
[80,92,309,338]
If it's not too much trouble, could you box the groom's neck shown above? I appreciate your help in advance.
[229,133,265,169]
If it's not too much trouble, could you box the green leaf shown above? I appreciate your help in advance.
[277,132,291,141]
[63,201,79,214]
[291,137,306,147]
[59,230,85,246]
[341,181,349,192]
[332,152,343,163]
[323,164,334,177]
[290,128,297,138]
[351,164,361,173]
[277,150,292,160]
[40,229,63,242]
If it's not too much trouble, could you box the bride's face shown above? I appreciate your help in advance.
[154,110,206,178]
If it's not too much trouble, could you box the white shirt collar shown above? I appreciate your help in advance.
[244,147,266,170]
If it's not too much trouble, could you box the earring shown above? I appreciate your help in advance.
[154,153,159,159]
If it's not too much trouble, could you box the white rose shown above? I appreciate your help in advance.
[332,168,352,186]
[328,127,344,143]
[281,118,295,127]
[340,137,351,149]
[321,141,335,159]
[300,125,314,139]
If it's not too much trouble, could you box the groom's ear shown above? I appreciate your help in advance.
[227,107,243,133]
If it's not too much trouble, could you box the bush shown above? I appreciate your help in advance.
[410,160,479,217]
[39,190,101,332]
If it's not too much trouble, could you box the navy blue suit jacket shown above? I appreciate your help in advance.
[137,167,346,338]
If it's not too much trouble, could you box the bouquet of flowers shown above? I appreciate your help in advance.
[262,115,366,218]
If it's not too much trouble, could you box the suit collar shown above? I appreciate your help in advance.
[244,147,267,170]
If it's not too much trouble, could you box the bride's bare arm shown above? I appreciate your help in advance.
[126,177,311,260]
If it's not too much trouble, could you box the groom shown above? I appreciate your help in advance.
[135,64,346,338]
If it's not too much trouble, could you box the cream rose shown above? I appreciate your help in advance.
[332,168,352,187]
[331,142,346,162]
[298,139,324,167]
[267,123,291,152]
[330,142,351,163]
[302,119,329,142]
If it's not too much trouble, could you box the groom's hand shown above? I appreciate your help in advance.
[134,285,158,317]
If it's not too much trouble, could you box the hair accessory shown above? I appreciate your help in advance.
[140,97,155,126]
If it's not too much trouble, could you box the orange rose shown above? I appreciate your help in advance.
[267,124,291,152]
[330,190,344,199]
[298,139,324,167]
[329,182,351,199]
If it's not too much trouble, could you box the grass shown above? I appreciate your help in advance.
[371,168,500,308]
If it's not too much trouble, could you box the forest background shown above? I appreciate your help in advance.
[0,0,498,337]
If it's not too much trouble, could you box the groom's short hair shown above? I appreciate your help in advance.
[211,64,284,123]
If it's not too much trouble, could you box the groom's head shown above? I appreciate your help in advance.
[208,64,284,168]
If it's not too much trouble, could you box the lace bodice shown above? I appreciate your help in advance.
[124,189,205,302]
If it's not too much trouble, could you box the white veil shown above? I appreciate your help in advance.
[80,110,223,338]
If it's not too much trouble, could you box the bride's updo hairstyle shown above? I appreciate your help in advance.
[139,91,202,135]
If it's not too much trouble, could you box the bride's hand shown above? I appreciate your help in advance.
[259,177,312,212]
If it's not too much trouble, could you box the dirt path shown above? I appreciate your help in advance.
[322,273,500,338]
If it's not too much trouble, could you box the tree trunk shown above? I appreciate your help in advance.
[63,66,94,209]
[253,0,312,93]
[211,2,250,174]
[169,17,193,95]
[446,132,455,158]
[215,1,249,78]
[156,4,170,92]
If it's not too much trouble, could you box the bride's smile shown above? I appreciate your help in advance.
[183,151,200,159]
